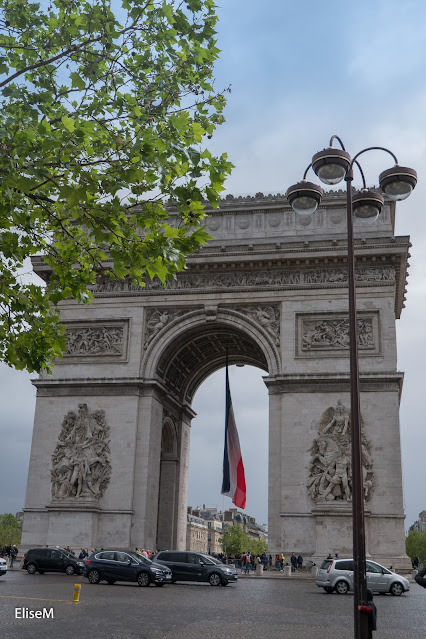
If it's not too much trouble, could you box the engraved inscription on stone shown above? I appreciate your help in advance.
[307,401,375,504]
[51,404,112,501]
[65,325,125,357]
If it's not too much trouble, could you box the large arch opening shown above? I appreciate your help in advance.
[188,365,269,533]
[152,319,271,550]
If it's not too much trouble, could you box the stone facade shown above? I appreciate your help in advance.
[21,192,410,568]
[186,513,208,553]
[409,511,426,533]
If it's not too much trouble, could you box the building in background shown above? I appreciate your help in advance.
[187,505,267,554]
[222,507,267,543]
[186,509,208,552]
[409,511,426,533]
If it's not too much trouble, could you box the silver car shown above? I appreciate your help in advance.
[316,558,410,596]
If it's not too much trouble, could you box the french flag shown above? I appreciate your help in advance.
[221,364,246,509]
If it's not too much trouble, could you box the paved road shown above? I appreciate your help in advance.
[1,569,424,639]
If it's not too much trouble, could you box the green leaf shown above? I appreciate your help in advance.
[61,116,75,132]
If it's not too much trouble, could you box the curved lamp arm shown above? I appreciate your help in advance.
[350,146,399,170]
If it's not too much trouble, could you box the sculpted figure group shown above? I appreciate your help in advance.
[51,404,111,501]
[307,401,375,503]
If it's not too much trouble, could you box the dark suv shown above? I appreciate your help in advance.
[153,551,238,586]
[84,550,172,587]
[23,548,84,575]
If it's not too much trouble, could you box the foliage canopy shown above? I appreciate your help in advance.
[0,0,232,372]
[219,524,267,556]
[406,529,426,564]
[0,513,22,546]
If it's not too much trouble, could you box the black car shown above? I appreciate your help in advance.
[153,551,238,586]
[83,550,172,587]
[22,547,84,575]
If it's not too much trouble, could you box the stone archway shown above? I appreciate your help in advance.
[22,192,411,568]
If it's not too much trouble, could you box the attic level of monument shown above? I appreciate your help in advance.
[31,193,410,321]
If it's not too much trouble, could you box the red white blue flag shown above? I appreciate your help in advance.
[221,364,246,509]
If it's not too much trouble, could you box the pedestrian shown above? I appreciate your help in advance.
[244,553,251,574]
[358,588,377,639]
[297,553,303,571]
[10,545,18,568]
[280,553,285,571]
[291,552,297,572]
[412,555,419,569]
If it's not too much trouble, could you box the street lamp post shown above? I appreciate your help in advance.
[286,136,417,639]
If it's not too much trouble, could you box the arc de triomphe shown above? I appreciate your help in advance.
[22,191,410,567]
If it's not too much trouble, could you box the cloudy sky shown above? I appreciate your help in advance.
[1,0,426,532]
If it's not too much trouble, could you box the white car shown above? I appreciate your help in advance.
[0,557,8,576]
[317,557,410,596]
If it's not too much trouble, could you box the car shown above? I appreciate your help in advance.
[22,547,84,576]
[0,557,7,576]
[83,550,172,587]
[316,558,410,596]
[153,551,238,586]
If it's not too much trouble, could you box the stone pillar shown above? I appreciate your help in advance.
[173,407,194,550]
[130,388,164,549]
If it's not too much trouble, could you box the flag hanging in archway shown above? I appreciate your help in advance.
[221,363,246,509]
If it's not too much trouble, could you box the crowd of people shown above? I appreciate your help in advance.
[235,552,304,573]
[0,544,19,567]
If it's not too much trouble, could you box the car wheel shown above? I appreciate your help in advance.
[220,581,229,587]
[65,565,75,576]
[106,580,116,585]
[38,569,45,574]
[137,571,151,587]
[334,580,349,595]
[26,563,37,575]
[208,572,222,586]
[324,587,334,594]
[87,569,101,584]
[390,582,404,596]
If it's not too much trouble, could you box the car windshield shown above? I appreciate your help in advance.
[61,550,74,559]
[128,552,152,565]
[320,560,333,570]
[198,554,221,565]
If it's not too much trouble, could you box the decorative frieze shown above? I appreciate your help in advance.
[296,312,380,358]
[90,265,395,296]
[64,322,128,359]
[307,401,375,504]
[51,404,111,501]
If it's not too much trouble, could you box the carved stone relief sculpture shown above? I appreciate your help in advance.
[234,305,280,346]
[144,309,194,349]
[302,318,375,351]
[90,265,395,295]
[51,404,112,501]
[65,325,125,357]
[307,401,375,504]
